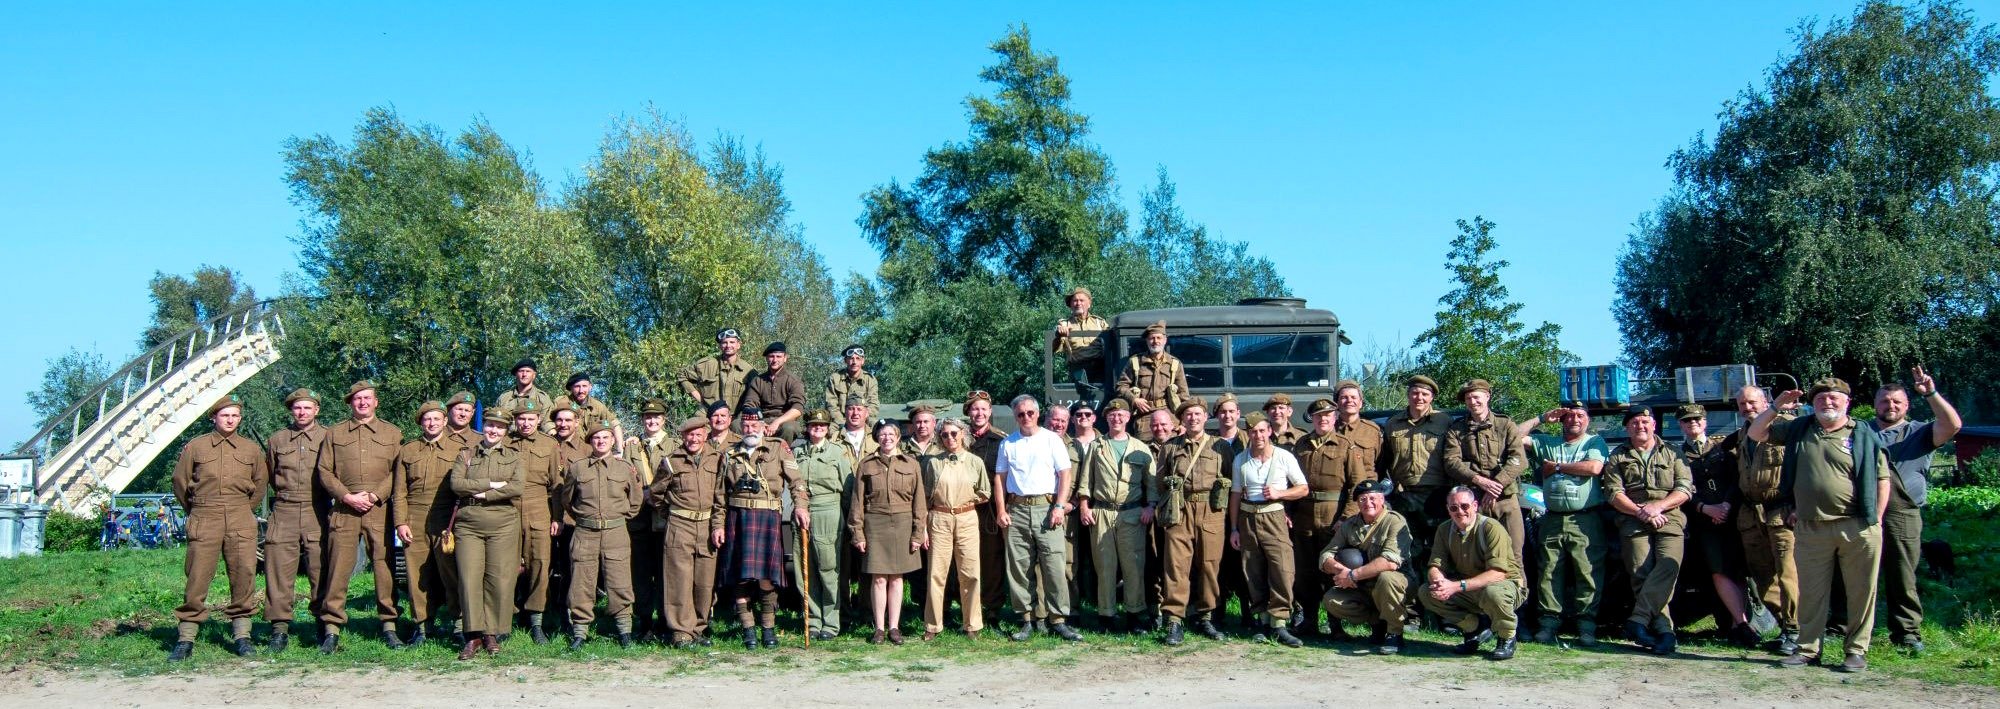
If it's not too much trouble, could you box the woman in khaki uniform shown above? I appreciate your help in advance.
[922,418,991,640]
[452,410,525,660]
[848,421,929,644]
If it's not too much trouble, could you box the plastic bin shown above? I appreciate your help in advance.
[17,505,47,556]
[0,504,20,558]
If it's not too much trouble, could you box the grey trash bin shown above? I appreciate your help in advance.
[18,505,48,556]
[0,504,21,558]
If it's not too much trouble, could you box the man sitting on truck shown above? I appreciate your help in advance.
[1054,287,1111,405]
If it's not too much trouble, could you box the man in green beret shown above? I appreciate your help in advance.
[445,391,480,449]
[315,381,406,652]
[561,423,642,649]
[263,388,326,652]
[168,396,268,660]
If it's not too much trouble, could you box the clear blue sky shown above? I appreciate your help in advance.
[0,1,1876,443]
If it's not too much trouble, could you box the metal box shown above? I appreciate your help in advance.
[1675,365,1756,402]
[1560,365,1632,407]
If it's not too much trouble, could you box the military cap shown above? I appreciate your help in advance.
[346,380,378,400]
[1144,320,1168,337]
[1071,400,1096,415]
[413,400,445,422]
[1243,411,1270,429]
[1175,396,1208,416]
[1264,392,1292,409]
[1334,379,1363,396]
[842,344,864,358]
[445,391,477,409]
[565,372,591,389]
[206,394,244,417]
[907,403,937,417]
[844,394,868,409]
[638,398,669,416]
[678,416,709,434]
[1455,378,1493,402]
[512,358,537,373]
[482,409,512,426]
[548,399,578,417]
[1807,377,1852,399]
[1406,374,1439,394]
[706,400,733,416]
[1622,406,1655,425]
[1103,398,1130,412]
[586,422,616,439]
[512,400,541,417]
[804,409,835,427]
[1215,392,1240,409]
[283,388,321,406]
[1353,478,1395,498]
[1675,404,1707,421]
[1065,286,1092,304]
[1306,397,1337,416]
[763,341,787,356]
[738,406,764,420]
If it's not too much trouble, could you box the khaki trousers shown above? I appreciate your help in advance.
[177,505,259,625]
[318,504,396,630]
[1421,577,1521,640]
[262,500,323,624]
[402,504,460,626]
[925,509,983,633]
[1003,502,1068,621]
[1160,502,1225,621]
[1796,517,1882,657]
[1323,571,1410,627]
[1239,508,1295,626]
[1087,508,1147,615]
[662,514,718,642]
[805,505,848,635]
[567,526,635,632]
[1737,504,1799,631]
[455,517,521,635]
[1623,527,1684,633]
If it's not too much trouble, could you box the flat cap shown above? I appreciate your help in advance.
[1675,404,1707,421]
[284,388,321,406]
[1456,378,1492,402]
[1406,375,1439,394]
[1807,377,1852,399]
[679,416,709,434]
[1175,396,1208,416]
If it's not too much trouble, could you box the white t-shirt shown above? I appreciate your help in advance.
[1233,448,1305,503]
[997,428,1072,496]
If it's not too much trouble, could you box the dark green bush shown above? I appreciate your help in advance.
[41,509,100,554]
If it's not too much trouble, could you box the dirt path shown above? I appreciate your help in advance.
[6,643,1993,708]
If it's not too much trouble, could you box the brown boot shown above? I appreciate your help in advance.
[483,634,502,656]
[458,635,483,661]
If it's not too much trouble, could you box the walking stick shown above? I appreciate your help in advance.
[801,523,812,648]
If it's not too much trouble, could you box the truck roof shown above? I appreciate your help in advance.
[1111,297,1342,331]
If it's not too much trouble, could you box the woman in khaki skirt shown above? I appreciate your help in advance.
[848,420,929,644]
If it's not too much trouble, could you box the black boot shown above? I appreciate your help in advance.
[617,632,634,649]
[742,627,759,650]
[1490,637,1517,660]
[318,633,340,655]
[1375,634,1404,656]
[407,626,428,647]
[1624,620,1656,652]
[1193,617,1223,641]
[1368,621,1388,648]
[168,641,193,662]
[234,637,256,657]
[267,630,289,654]
[1128,612,1154,634]
[1009,621,1036,642]
[1453,618,1493,655]
[760,626,778,648]
[1050,622,1082,642]
[529,625,549,645]
[567,635,587,651]
[1273,626,1304,648]
[1164,620,1186,646]
[1100,615,1123,634]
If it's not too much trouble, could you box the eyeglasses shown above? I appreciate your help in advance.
[1076,412,1096,417]
[1447,503,1477,512]
[942,431,962,437]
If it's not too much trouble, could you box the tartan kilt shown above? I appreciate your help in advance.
[722,508,788,586]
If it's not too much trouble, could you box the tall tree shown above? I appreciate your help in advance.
[1414,217,1573,419]
[1616,1,2000,414]
[23,347,111,450]
[142,265,259,349]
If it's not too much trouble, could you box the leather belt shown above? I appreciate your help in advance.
[1546,507,1602,515]
[931,502,980,514]
[729,498,781,511]
[668,507,714,521]
[574,517,626,530]
[1244,502,1287,514]
[1006,494,1053,506]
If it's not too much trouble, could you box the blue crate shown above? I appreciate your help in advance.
[1560,365,1632,407]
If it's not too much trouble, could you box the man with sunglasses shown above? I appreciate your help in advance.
[994,395,1083,641]
[1420,486,1522,660]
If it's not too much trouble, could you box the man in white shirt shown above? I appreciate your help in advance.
[1230,412,1309,647]
[994,394,1083,642]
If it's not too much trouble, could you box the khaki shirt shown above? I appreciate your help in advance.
[651,446,726,534]
[1441,415,1527,497]
[1724,415,1793,506]
[173,432,268,511]
[553,433,590,472]
[924,451,991,510]
[504,431,562,525]
[1430,515,1520,582]
[1323,509,1413,569]
[563,395,619,436]
[721,440,805,508]
[624,431,674,486]
[452,442,523,530]
[1272,426,1304,451]
[1380,409,1454,491]
[447,426,480,450]
[823,370,881,418]
[317,417,404,503]
[267,424,326,504]
[901,439,944,464]
[391,435,464,527]
[740,368,807,420]
[1054,314,1110,365]
[1603,442,1694,536]
[561,454,641,524]
[796,441,855,512]
[1075,435,1153,516]
[847,451,928,542]
[1295,419,1382,522]
[1116,354,1190,413]
[678,355,754,410]
[495,385,555,431]
[1151,433,1232,509]
[1766,418,1890,523]
[839,427,880,468]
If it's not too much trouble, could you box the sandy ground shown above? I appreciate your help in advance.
[4,643,1993,708]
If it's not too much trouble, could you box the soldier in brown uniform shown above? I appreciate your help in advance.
[1054,286,1111,404]
[718,408,808,649]
[263,388,326,653]
[1421,486,1523,660]
[562,423,643,649]
[445,391,480,449]
[679,328,755,413]
[1719,384,1801,654]
[504,400,563,644]
[1290,385,1382,637]
[1210,394,1252,628]
[496,359,555,432]
[1440,379,1528,568]
[391,400,465,647]
[1603,406,1693,655]
[823,345,881,421]
[964,391,1009,625]
[452,409,524,659]
[1320,478,1416,655]
[1116,321,1190,423]
[315,381,404,653]
[652,417,726,648]
[562,373,623,444]
[167,395,268,661]
[849,421,929,644]
[1379,375,1455,577]
[740,341,808,443]
[546,400,591,623]
[1264,393,1304,450]
[1152,397,1234,645]
[706,401,741,449]
[623,399,674,642]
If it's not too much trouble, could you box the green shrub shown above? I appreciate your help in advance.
[1965,450,2000,489]
[41,509,100,554]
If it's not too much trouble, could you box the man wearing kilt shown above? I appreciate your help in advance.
[719,407,808,650]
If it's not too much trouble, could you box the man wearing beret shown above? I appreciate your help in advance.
[504,400,564,644]
[1440,379,1528,570]
[1289,385,1381,638]
[741,341,808,444]
[1676,404,1759,647]
[545,401,592,619]
[315,381,405,652]
[561,423,643,649]
[391,400,466,647]
[563,372,623,446]
[1321,479,1415,655]
[167,395,269,661]
[1152,397,1235,645]
[679,328,756,413]
[824,345,881,422]
[1378,374,1455,632]
[1116,321,1190,421]
[445,391,480,449]
[652,416,727,648]
[263,388,327,653]
[1511,403,1610,646]
[496,359,555,432]
[623,398,675,641]
[705,401,740,449]
[1868,367,1962,655]
[1054,286,1111,405]
[1604,406,1693,655]
[1752,378,1892,673]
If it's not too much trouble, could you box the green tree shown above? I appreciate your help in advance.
[23,347,112,450]
[1090,167,1288,316]
[1414,217,1574,419]
[1616,1,2000,416]
[141,265,258,349]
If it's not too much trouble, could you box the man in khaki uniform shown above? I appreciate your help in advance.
[391,400,466,647]
[1421,486,1522,660]
[679,327,755,412]
[1054,286,1111,404]
[263,388,326,652]
[496,359,555,431]
[964,391,1009,624]
[1116,321,1190,420]
[504,400,563,644]
[1152,397,1234,645]
[1721,384,1801,654]
[562,423,643,649]
[902,405,943,459]
[797,409,855,640]
[836,395,879,465]
[1440,379,1528,567]
[823,345,880,421]
[1379,375,1454,560]
[623,398,674,642]
[924,417,992,639]
[1753,378,1892,673]
[1264,393,1303,450]
[652,417,726,648]
[562,372,623,444]
[546,401,591,627]
[315,381,404,653]
[1603,406,1693,655]
[705,401,740,449]
[741,341,808,443]
[168,395,268,661]
[445,390,480,449]
[1320,478,1415,655]
[1229,412,1308,647]
[1075,399,1153,632]
[1290,387,1381,637]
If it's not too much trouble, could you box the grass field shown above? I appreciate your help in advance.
[3,488,1996,685]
